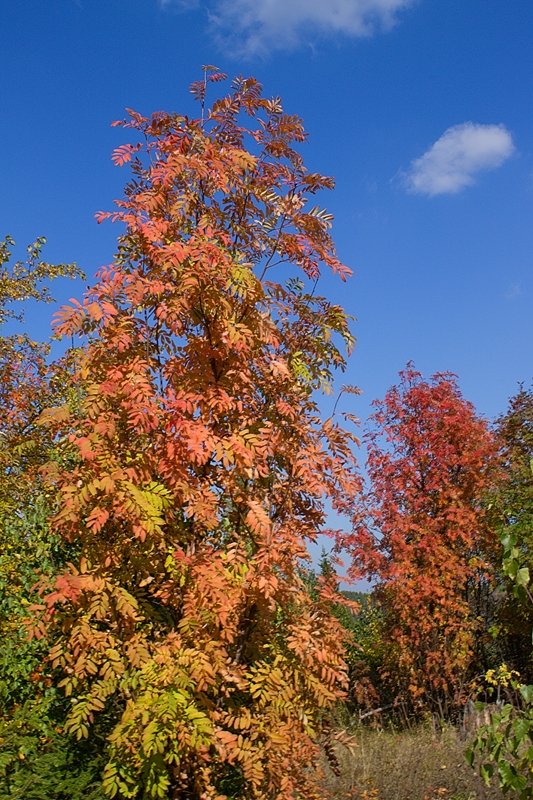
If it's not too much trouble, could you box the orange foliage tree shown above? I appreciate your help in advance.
[351,365,499,716]
[0,236,81,526]
[0,236,81,685]
[35,71,361,799]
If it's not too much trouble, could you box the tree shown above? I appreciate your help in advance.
[33,71,360,800]
[492,383,533,679]
[0,238,106,799]
[351,365,499,717]
[468,392,533,799]
[0,234,82,705]
[0,235,81,538]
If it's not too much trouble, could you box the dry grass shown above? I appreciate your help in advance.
[320,722,504,800]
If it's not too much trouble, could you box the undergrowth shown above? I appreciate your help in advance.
[321,721,505,800]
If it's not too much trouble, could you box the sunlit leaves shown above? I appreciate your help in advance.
[351,365,499,713]
[38,74,360,799]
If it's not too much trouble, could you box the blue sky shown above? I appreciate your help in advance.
[2,0,532,430]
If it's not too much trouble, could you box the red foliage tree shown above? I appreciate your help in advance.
[351,365,499,715]
[34,71,360,799]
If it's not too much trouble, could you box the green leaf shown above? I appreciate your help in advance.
[501,532,514,551]
[480,763,494,786]
[498,760,527,792]
[504,558,519,579]
[519,684,533,704]
[516,567,530,587]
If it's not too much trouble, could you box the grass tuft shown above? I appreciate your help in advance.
[321,722,504,800]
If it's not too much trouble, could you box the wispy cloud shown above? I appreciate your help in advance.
[403,123,514,196]
[158,0,199,10]
[159,0,416,56]
[505,282,523,300]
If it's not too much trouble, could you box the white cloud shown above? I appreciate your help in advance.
[404,123,514,196]
[158,0,199,10]
[159,0,416,56]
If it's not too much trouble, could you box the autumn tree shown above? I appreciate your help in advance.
[0,236,81,535]
[0,234,82,697]
[0,238,107,798]
[33,71,361,800]
[351,365,499,717]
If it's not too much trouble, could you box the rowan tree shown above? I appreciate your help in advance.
[351,365,499,716]
[33,71,361,800]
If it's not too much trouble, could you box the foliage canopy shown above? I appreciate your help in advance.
[29,70,360,800]
[351,365,499,715]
